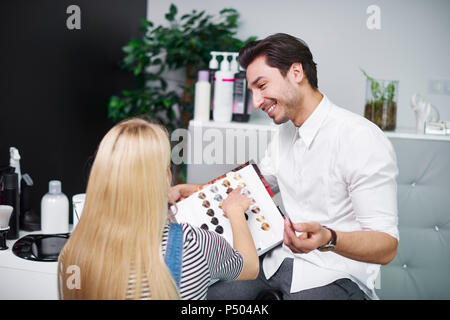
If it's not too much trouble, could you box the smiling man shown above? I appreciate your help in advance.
[207,33,399,300]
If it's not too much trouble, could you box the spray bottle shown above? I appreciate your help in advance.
[213,53,235,122]
[230,52,239,76]
[9,147,21,193]
[232,54,251,122]
[3,173,20,239]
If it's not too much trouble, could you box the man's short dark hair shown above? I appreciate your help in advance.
[239,33,318,89]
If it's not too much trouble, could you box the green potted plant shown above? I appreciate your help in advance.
[108,3,256,132]
[361,69,399,131]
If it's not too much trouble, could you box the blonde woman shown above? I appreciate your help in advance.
[57,118,258,299]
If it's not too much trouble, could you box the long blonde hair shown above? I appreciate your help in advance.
[58,118,179,299]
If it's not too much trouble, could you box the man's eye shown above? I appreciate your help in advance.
[259,83,266,89]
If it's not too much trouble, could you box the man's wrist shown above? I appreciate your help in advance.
[318,226,337,252]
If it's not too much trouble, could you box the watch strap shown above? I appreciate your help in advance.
[324,226,337,246]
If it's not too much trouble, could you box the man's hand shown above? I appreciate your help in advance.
[283,218,332,254]
[168,184,202,202]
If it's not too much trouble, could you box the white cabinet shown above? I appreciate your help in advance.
[185,119,278,184]
[0,230,59,300]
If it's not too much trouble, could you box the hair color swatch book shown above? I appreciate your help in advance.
[172,162,284,256]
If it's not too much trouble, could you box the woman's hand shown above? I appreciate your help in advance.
[222,187,259,280]
[221,187,251,219]
[168,184,201,202]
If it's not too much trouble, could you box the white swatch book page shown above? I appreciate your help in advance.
[172,162,284,256]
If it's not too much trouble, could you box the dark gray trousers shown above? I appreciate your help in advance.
[207,257,367,300]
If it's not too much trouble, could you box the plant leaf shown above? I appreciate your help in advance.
[169,4,178,17]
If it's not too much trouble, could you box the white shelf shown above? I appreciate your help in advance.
[189,119,278,131]
[189,121,450,142]
[384,128,450,142]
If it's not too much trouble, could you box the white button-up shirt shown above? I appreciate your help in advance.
[259,94,399,300]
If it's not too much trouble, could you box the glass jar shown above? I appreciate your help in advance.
[364,78,399,131]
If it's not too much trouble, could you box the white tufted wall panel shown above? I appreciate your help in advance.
[376,137,450,299]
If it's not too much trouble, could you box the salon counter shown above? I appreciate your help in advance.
[0,229,63,299]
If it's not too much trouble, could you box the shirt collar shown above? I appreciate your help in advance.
[296,94,332,149]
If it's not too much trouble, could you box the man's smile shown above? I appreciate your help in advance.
[262,100,278,117]
[267,104,277,117]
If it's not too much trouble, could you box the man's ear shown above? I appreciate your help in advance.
[290,62,304,84]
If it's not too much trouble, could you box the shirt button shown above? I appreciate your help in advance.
[434,225,439,232]
[402,264,408,269]
[411,182,416,187]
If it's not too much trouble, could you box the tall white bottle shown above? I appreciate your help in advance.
[41,180,69,234]
[193,70,211,122]
[213,53,235,122]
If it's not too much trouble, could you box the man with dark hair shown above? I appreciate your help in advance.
[239,33,318,89]
[207,33,399,300]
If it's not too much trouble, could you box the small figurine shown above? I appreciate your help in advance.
[411,93,440,133]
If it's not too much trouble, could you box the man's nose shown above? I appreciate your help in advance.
[252,91,264,110]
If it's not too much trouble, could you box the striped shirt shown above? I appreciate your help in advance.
[127,222,244,300]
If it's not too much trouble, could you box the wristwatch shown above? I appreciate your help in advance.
[318,226,337,252]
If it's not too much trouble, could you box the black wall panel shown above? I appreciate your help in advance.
[0,0,146,222]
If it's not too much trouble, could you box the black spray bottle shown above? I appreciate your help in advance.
[3,173,20,239]
[232,61,251,123]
